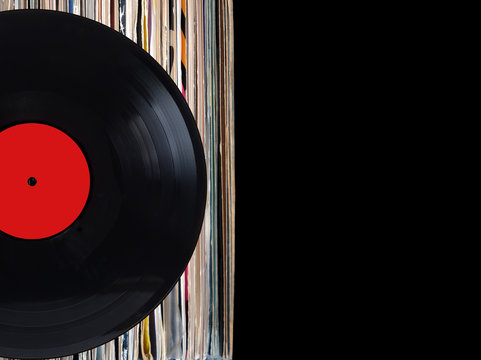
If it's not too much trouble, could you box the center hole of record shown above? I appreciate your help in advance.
[27,177,37,187]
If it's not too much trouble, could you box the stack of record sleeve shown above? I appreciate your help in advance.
[0,1,235,360]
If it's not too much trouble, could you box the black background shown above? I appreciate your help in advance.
[233,3,283,359]
[233,2,256,358]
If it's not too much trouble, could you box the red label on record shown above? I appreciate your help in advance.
[0,123,90,239]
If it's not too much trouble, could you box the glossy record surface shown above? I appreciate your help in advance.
[0,10,206,358]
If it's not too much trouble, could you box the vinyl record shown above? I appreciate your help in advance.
[0,10,206,358]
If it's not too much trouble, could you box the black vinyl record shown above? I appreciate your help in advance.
[0,10,206,358]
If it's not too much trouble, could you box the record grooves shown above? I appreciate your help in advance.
[0,9,206,359]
